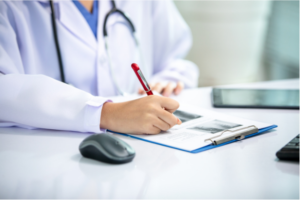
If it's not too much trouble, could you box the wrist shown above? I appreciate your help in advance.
[100,102,114,130]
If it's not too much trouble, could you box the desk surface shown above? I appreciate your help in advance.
[0,79,299,199]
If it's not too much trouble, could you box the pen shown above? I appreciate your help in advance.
[131,63,153,96]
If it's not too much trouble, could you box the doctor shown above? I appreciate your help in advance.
[0,0,199,134]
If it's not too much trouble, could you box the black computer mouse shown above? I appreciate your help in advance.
[79,133,135,164]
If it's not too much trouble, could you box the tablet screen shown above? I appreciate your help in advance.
[212,88,299,109]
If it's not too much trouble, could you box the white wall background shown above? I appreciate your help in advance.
[174,1,273,87]
[263,1,299,80]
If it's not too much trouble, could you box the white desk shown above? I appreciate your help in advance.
[0,79,299,198]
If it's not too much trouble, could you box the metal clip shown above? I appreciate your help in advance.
[204,125,259,145]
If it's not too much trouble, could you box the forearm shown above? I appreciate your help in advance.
[0,74,110,133]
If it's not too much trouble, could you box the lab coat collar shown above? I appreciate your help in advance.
[38,0,124,51]
[59,0,97,50]
[42,0,98,50]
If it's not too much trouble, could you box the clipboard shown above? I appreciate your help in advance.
[109,124,277,153]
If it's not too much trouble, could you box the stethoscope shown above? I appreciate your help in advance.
[49,0,143,96]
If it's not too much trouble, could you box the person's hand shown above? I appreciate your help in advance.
[100,95,182,134]
[138,81,184,97]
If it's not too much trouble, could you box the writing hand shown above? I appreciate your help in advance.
[100,95,182,134]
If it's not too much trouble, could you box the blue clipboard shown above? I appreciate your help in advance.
[109,125,277,153]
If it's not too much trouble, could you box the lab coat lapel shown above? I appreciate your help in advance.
[58,1,97,50]
[97,0,111,46]
[96,0,116,96]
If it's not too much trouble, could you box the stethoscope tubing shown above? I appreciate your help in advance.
[103,6,136,37]
[49,0,65,83]
[50,0,142,96]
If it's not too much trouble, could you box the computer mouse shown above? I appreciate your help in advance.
[79,133,135,164]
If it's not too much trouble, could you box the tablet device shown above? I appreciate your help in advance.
[212,88,299,109]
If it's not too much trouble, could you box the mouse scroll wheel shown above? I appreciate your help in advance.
[115,141,127,151]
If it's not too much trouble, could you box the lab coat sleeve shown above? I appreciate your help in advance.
[0,75,111,133]
[0,3,109,133]
[150,0,199,88]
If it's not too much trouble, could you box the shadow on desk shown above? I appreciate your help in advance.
[275,159,299,176]
[71,147,179,198]
[71,154,135,180]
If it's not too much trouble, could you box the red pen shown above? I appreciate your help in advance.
[131,63,153,96]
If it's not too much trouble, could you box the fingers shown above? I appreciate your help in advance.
[138,88,144,95]
[147,113,180,134]
[152,117,170,131]
[158,96,180,113]
[162,82,176,97]
[147,125,161,134]
[152,83,164,94]
[157,108,180,127]
[138,82,184,96]
[174,82,184,95]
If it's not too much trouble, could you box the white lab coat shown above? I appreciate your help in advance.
[0,0,199,133]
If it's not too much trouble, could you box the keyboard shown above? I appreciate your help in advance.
[276,134,299,161]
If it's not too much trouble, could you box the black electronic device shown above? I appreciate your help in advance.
[212,88,299,109]
[79,133,135,164]
[276,134,299,161]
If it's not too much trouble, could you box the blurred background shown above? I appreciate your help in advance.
[174,0,299,87]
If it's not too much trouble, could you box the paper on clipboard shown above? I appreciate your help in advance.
[108,95,275,152]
